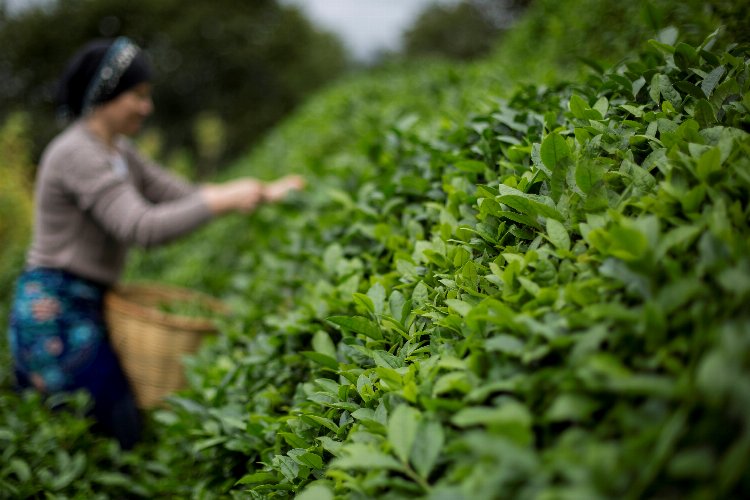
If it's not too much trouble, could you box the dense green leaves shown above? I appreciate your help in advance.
[143,28,750,498]
[0,392,168,497]
[540,132,572,170]
[0,0,349,171]
[4,0,748,497]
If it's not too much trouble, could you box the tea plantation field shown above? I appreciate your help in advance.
[1,0,748,497]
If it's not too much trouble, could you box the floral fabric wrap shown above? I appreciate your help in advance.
[8,267,113,393]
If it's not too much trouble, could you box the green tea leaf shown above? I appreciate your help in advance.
[590,224,650,262]
[657,26,678,45]
[693,99,717,128]
[376,366,404,392]
[696,350,733,403]
[594,97,609,116]
[485,334,525,356]
[193,436,228,453]
[452,402,532,428]
[569,94,602,120]
[445,299,473,317]
[455,159,486,173]
[701,65,726,97]
[497,185,564,220]
[317,437,343,456]
[327,316,382,340]
[546,218,570,251]
[632,76,646,98]
[711,78,740,109]
[675,81,706,100]
[656,224,702,258]
[373,350,403,369]
[545,393,598,422]
[540,132,571,170]
[92,471,136,487]
[351,407,377,422]
[234,471,278,485]
[412,281,429,307]
[517,276,541,297]
[279,432,310,449]
[302,351,339,370]
[314,378,340,395]
[433,371,472,395]
[388,405,421,463]
[465,298,516,329]
[7,458,32,482]
[649,73,662,104]
[301,415,340,433]
[696,147,722,181]
[331,443,404,471]
[352,293,375,314]
[648,39,676,55]
[389,290,406,320]
[621,104,644,118]
[531,142,552,177]
[458,260,479,291]
[412,420,444,479]
[296,483,335,500]
[272,455,300,482]
[674,42,698,70]
[575,159,604,194]
[657,74,682,107]
[367,282,386,315]
[312,331,337,359]
[288,449,324,469]
[719,434,750,492]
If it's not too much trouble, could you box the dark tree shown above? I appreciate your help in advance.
[0,0,349,174]
[403,0,530,61]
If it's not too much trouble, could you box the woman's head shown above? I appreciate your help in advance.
[57,37,153,121]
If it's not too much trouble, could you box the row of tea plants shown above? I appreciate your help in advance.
[139,24,749,500]
[1,0,747,496]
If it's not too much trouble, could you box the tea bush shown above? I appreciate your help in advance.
[135,18,749,500]
[0,391,176,497]
[1,0,748,497]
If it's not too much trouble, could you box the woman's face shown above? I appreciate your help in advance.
[98,82,154,136]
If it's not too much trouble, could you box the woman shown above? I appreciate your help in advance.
[7,37,304,449]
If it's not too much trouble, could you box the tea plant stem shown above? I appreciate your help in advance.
[626,404,691,500]
[402,461,432,494]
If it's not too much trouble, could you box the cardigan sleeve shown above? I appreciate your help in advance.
[120,139,197,203]
[60,147,213,248]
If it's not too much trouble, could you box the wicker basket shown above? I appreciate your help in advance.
[104,282,228,409]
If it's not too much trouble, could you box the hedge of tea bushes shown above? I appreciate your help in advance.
[143,24,749,500]
[1,0,747,497]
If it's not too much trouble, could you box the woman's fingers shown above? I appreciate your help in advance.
[200,179,264,214]
[234,179,265,212]
[201,175,305,214]
[263,175,306,202]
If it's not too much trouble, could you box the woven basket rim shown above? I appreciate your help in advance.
[105,281,229,332]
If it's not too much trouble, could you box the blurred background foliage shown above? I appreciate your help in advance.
[402,0,531,61]
[0,0,527,385]
[0,0,532,178]
[1,0,748,495]
[1,0,745,370]
[1,0,744,362]
[0,113,33,387]
[0,0,349,176]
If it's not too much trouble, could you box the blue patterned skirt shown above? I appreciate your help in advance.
[8,267,140,447]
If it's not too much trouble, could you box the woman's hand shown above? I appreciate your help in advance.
[263,175,306,202]
[201,175,305,215]
[200,178,265,215]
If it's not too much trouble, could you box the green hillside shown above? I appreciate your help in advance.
[1,0,749,497]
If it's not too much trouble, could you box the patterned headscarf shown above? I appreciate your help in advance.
[57,36,152,120]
